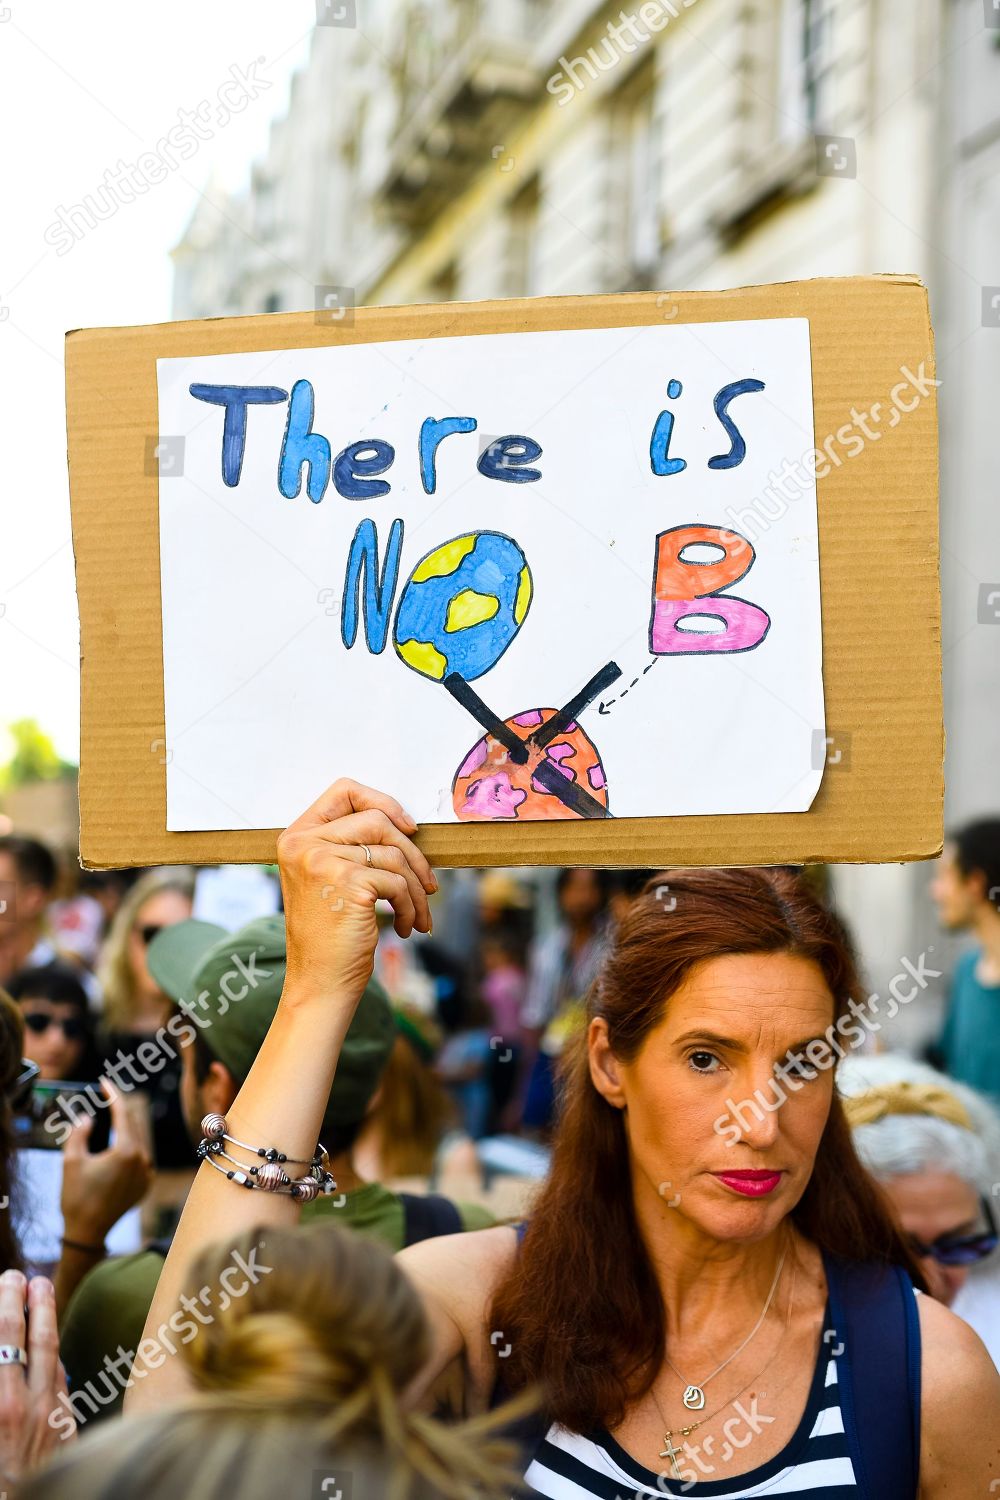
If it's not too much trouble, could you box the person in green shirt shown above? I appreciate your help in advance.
[931,819,1000,1103]
[59,913,493,1428]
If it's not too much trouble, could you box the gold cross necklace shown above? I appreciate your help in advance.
[650,1243,796,1482]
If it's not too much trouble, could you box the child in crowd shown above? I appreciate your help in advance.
[7,963,101,1085]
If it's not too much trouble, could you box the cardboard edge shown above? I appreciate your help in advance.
[63,274,928,345]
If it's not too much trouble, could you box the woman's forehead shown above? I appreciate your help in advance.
[664,952,835,1023]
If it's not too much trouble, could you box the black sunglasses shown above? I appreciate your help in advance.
[22,1011,86,1041]
[906,1195,999,1267]
[139,923,164,946]
[8,1059,40,1112]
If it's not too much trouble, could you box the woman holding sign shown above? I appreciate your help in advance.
[128,778,1000,1498]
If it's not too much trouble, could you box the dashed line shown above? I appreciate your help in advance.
[598,655,659,712]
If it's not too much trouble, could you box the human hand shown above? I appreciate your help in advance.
[0,1271,74,1480]
[60,1078,153,1245]
[277,777,437,1004]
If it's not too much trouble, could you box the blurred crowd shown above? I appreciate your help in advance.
[0,845,649,1188]
[0,816,997,1492]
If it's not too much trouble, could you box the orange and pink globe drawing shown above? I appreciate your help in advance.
[452,708,609,821]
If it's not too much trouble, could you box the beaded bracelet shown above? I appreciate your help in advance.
[197,1145,333,1199]
[200,1113,326,1168]
[197,1113,337,1200]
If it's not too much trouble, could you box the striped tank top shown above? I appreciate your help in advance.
[521,1303,859,1498]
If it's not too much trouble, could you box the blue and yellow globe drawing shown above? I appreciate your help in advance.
[393,531,533,682]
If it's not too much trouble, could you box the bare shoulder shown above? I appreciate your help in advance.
[397,1222,519,1326]
[398,1224,521,1296]
[916,1289,999,1383]
[395,1224,520,1403]
[916,1293,1000,1499]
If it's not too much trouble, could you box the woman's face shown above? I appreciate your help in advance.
[127,888,193,1000]
[18,996,85,1081]
[883,1169,981,1305]
[590,951,837,1247]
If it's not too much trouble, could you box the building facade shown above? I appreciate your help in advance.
[172,0,1000,1047]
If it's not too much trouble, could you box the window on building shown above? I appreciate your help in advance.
[507,174,541,297]
[612,55,660,287]
[777,0,837,141]
[720,0,835,233]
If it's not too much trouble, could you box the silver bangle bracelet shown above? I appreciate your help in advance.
[199,1113,326,1168]
[198,1147,336,1202]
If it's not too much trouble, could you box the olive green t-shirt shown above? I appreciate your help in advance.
[59,1184,494,1426]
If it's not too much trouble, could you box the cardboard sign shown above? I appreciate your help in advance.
[65,277,942,869]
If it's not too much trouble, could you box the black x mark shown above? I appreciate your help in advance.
[444,661,622,820]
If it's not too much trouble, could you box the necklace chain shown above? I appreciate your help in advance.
[663,1232,788,1396]
[650,1249,797,1447]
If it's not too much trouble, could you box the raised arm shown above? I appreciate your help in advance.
[125,778,437,1412]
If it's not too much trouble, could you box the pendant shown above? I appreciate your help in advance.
[659,1434,684,1480]
[682,1384,706,1411]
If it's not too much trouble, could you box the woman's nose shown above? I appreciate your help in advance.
[721,1074,783,1148]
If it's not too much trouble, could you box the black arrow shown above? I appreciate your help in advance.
[598,655,660,713]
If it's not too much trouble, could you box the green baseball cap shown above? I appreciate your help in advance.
[147,913,394,1125]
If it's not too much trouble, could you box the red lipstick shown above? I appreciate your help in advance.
[713,1170,783,1197]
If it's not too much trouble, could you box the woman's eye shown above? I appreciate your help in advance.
[783,1057,819,1081]
[688,1051,720,1074]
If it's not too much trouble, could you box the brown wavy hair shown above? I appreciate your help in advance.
[489,866,925,1434]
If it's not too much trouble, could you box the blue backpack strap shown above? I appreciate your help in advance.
[489,1217,552,1458]
[823,1250,921,1500]
[488,1223,531,1412]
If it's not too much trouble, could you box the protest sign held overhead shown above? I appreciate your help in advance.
[66,276,942,869]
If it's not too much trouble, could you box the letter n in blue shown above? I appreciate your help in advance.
[342,518,404,654]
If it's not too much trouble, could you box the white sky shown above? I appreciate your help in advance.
[0,2,316,763]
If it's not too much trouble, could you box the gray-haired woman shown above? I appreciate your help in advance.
[840,1053,1000,1368]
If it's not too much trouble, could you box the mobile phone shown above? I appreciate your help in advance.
[13,1080,110,1152]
